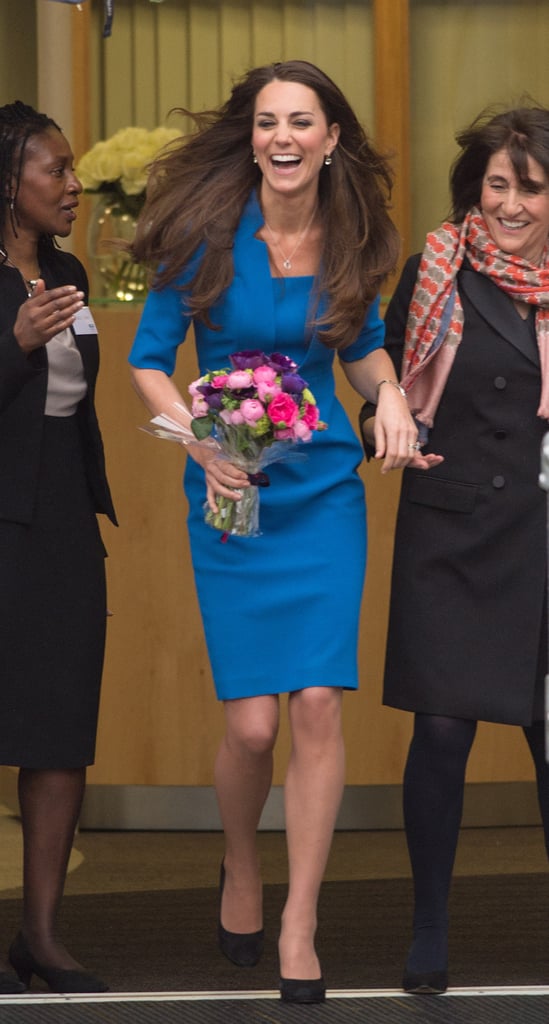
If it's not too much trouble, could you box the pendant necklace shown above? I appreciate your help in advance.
[1,251,40,297]
[24,277,39,297]
[263,205,318,272]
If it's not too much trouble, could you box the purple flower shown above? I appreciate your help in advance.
[268,352,298,373]
[205,392,223,411]
[281,372,307,394]
[229,350,269,370]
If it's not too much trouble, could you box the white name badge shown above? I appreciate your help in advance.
[73,306,98,335]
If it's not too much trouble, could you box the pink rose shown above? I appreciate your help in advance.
[228,409,245,425]
[293,419,312,442]
[267,393,299,428]
[302,402,320,429]
[219,408,245,426]
[253,365,277,386]
[226,370,253,389]
[211,373,229,389]
[240,398,266,424]
[188,377,206,397]
[257,380,281,403]
[192,396,209,417]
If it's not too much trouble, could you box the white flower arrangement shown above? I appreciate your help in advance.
[76,125,181,201]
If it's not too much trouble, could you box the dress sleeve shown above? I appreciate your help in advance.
[338,294,384,364]
[128,282,192,376]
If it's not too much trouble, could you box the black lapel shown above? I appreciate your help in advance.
[459,265,540,368]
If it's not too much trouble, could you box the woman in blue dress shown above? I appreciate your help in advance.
[129,60,418,1002]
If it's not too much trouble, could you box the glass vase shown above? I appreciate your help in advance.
[87,193,148,303]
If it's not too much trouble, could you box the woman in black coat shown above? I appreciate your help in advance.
[361,104,549,996]
[0,102,116,993]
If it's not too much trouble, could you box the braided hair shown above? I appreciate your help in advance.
[0,100,60,258]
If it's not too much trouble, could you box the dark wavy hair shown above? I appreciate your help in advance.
[0,100,61,258]
[132,60,400,349]
[450,101,549,223]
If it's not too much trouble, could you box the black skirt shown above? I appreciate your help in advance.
[0,415,107,769]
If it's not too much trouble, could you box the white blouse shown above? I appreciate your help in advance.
[45,328,88,417]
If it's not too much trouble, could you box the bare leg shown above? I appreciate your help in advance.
[214,695,279,933]
[279,686,345,980]
[17,766,86,969]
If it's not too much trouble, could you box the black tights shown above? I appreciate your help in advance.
[16,767,86,969]
[403,714,549,972]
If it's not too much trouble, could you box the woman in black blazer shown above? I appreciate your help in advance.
[0,102,116,993]
[361,104,549,995]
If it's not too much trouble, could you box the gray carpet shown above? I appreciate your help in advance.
[0,874,547,993]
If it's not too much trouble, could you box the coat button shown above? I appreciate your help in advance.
[494,376,507,390]
[494,429,507,440]
[492,475,505,488]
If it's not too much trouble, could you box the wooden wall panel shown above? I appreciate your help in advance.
[409,0,549,249]
[88,0,374,135]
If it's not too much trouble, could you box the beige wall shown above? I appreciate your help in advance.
[409,0,549,248]
[89,0,375,139]
[0,0,37,107]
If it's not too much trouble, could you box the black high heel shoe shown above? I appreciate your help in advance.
[403,924,448,994]
[279,976,326,1004]
[8,932,109,993]
[402,968,448,994]
[0,968,26,994]
[218,861,264,967]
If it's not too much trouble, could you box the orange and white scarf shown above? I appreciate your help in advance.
[400,207,549,440]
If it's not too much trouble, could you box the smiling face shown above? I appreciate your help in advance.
[480,147,549,264]
[251,79,339,203]
[11,127,82,241]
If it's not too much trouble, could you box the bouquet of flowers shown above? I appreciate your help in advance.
[144,350,327,539]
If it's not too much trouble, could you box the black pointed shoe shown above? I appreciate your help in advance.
[280,976,326,1003]
[218,862,264,967]
[8,933,109,994]
[403,968,448,995]
[0,968,26,994]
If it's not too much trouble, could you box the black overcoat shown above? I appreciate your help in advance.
[378,255,547,726]
[0,246,116,527]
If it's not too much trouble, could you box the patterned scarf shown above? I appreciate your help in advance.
[400,207,549,441]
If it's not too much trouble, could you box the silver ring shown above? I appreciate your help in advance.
[408,442,422,450]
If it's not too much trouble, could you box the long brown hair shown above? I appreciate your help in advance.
[133,60,400,349]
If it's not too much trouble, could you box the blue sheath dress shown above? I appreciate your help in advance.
[129,192,384,700]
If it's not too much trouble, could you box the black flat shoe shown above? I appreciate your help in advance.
[0,969,26,994]
[218,861,264,967]
[8,932,109,994]
[403,968,448,994]
[280,976,326,1004]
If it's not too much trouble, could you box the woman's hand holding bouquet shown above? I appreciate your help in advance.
[143,350,326,538]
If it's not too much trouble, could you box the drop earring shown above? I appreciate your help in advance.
[324,155,332,166]
[252,152,258,164]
